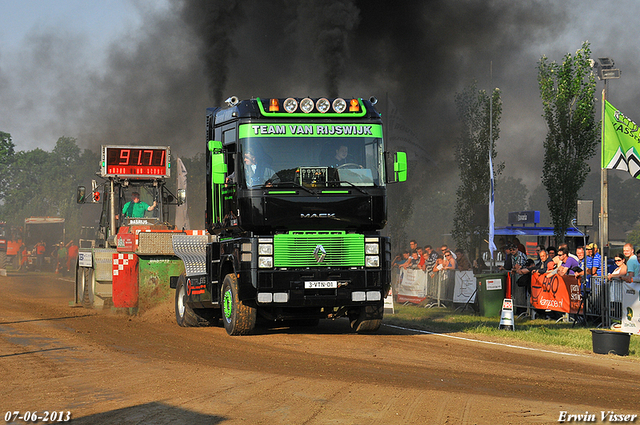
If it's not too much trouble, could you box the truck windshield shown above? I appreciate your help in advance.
[239,123,385,189]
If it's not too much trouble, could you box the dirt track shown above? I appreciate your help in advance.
[1,272,639,424]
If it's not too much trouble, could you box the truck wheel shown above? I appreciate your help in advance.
[75,265,83,304]
[349,301,383,333]
[0,252,6,269]
[221,273,256,335]
[76,267,93,308]
[81,268,95,308]
[175,274,200,327]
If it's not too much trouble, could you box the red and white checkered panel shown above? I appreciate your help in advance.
[112,253,138,308]
[113,253,135,276]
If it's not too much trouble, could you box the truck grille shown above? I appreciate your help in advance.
[274,231,364,267]
[137,232,183,255]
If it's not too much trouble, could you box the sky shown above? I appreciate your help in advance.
[1,0,640,196]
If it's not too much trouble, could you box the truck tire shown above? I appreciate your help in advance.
[221,273,256,335]
[0,252,7,269]
[349,301,383,333]
[81,268,95,308]
[175,274,200,327]
[75,264,83,304]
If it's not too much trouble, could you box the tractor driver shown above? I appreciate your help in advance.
[122,191,157,218]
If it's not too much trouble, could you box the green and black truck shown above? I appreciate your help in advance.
[171,96,407,335]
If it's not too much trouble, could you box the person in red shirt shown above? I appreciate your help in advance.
[36,241,46,270]
[66,240,79,272]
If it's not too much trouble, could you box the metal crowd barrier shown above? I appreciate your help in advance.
[392,267,625,326]
[587,277,624,328]
[509,271,534,318]
[424,270,456,308]
[509,272,623,326]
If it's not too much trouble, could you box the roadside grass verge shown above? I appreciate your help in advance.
[383,303,640,358]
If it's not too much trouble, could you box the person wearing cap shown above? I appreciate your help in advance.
[584,243,602,290]
[585,243,602,275]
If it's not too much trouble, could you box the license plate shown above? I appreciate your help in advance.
[305,280,338,289]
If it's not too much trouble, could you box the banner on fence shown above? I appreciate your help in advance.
[530,272,582,314]
[396,268,427,304]
[621,282,640,335]
[453,271,476,303]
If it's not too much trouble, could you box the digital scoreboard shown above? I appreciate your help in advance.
[101,145,170,178]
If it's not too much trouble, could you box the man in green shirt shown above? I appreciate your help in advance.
[122,192,157,218]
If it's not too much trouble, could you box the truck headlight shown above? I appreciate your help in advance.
[258,243,273,255]
[365,242,379,255]
[366,255,380,268]
[259,256,273,268]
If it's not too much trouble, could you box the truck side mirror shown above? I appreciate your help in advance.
[77,186,86,204]
[208,140,228,185]
[385,151,407,183]
[394,152,407,182]
[176,189,186,205]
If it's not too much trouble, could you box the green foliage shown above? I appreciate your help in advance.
[494,176,529,226]
[403,162,457,251]
[537,41,599,243]
[0,136,100,241]
[387,167,414,253]
[452,82,504,253]
[626,223,640,247]
[0,132,16,200]
[0,135,209,243]
[528,183,553,226]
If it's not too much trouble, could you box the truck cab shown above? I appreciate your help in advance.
[172,97,407,335]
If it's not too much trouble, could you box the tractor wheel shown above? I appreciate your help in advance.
[221,273,256,335]
[81,268,95,308]
[175,274,200,327]
[0,252,7,269]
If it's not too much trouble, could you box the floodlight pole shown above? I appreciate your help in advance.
[600,84,608,256]
[596,57,620,257]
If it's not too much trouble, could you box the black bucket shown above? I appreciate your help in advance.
[591,329,631,356]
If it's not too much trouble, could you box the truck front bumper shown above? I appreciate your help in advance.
[253,268,390,307]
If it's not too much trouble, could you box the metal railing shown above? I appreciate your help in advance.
[392,268,624,327]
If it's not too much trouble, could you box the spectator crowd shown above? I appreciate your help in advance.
[392,238,640,290]
[391,240,486,276]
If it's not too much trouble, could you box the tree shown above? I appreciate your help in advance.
[494,176,529,226]
[0,132,16,201]
[528,183,552,227]
[452,82,503,254]
[626,222,640,248]
[537,41,599,243]
[0,137,100,241]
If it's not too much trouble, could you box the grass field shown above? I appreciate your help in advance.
[383,303,640,358]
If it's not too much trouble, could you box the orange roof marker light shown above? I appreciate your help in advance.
[269,98,280,112]
[349,98,360,112]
